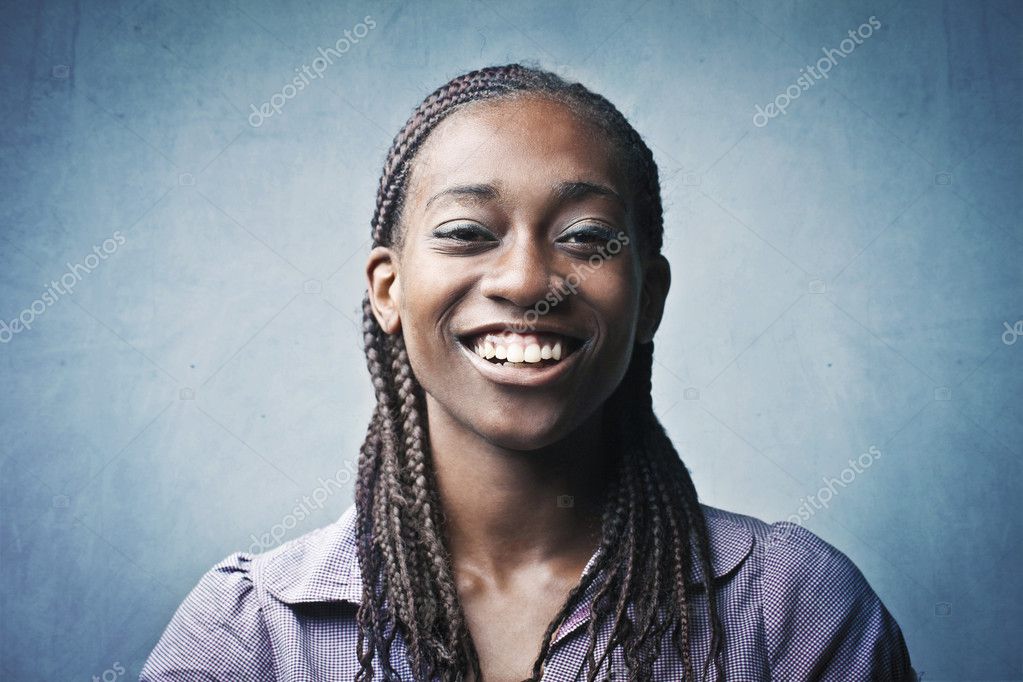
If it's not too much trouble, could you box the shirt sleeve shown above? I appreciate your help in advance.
[140,552,276,681]
[761,522,917,681]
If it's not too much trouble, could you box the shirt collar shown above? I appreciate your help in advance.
[261,503,363,605]
[260,502,753,619]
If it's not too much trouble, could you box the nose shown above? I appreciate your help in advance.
[478,232,554,308]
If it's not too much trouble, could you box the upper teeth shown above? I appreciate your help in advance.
[470,332,566,364]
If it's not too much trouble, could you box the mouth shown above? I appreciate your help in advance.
[456,330,585,367]
[454,328,589,387]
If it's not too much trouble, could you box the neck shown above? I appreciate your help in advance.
[425,396,613,578]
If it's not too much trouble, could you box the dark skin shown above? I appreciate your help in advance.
[367,95,671,681]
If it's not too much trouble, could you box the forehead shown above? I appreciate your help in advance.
[404,95,629,211]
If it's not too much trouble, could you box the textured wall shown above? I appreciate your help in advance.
[1,1,1020,679]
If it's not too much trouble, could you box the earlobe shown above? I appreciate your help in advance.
[637,254,671,345]
[366,246,402,335]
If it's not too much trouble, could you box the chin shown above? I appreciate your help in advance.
[470,408,579,452]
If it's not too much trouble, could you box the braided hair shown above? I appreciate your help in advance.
[355,63,724,681]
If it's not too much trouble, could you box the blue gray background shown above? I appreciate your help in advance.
[1,1,1020,679]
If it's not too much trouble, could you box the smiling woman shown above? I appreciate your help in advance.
[141,64,917,681]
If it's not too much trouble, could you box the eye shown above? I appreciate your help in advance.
[429,222,499,254]
[432,223,497,242]
[557,223,616,245]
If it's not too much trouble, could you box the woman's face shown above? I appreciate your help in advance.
[367,94,669,450]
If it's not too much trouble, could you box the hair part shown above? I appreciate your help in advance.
[356,63,723,681]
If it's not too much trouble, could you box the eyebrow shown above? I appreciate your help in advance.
[424,183,499,210]
[552,180,626,211]
[423,180,627,212]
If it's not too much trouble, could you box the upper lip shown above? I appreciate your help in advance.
[454,321,590,342]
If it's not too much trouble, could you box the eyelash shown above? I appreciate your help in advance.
[558,224,615,244]
[432,224,495,242]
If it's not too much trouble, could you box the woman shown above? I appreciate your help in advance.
[142,64,916,681]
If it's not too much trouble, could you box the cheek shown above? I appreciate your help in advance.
[586,262,642,342]
[398,287,445,357]
[394,266,466,371]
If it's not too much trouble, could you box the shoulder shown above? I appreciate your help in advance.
[700,505,916,681]
[140,552,275,680]
[699,502,776,547]
[141,504,361,680]
[698,503,883,598]
[756,517,888,619]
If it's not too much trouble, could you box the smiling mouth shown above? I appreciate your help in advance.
[457,331,585,368]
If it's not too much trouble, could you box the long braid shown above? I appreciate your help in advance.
[355,63,725,680]
[658,461,695,678]
[626,342,726,681]
[569,441,632,680]
[630,448,669,673]
[356,297,399,680]
[587,443,642,679]
[395,337,477,677]
[626,343,724,679]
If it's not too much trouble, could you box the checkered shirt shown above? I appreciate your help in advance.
[141,502,916,681]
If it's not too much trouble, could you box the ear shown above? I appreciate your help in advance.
[366,246,402,334]
[636,253,670,345]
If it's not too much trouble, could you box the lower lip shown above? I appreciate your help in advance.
[457,341,584,388]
